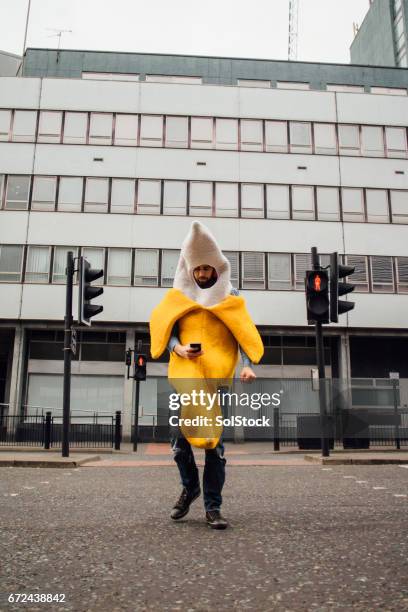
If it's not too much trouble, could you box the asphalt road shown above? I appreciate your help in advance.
[1,463,407,612]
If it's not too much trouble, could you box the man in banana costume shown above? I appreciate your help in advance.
[149,221,263,529]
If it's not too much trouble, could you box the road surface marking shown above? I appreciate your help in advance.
[343,476,356,479]
[373,486,387,490]
[393,494,407,498]
[356,480,368,484]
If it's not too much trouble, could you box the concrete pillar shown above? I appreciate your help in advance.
[7,325,26,419]
[337,332,352,410]
[122,329,135,442]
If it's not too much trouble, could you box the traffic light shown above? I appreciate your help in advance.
[330,252,355,323]
[78,256,104,326]
[135,354,147,381]
[305,270,329,324]
[125,349,132,367]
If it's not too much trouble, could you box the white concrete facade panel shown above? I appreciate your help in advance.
[238,88,336,122]
[336,92,408,126]
[340,157,408,189]
[0,77,41,109]
[0,212,29,244]
[343,223,408,256]
[348,294,408,328]
[33,144,138,178]
[0,143,35,174]
[40,79,140,113]
[0,284,23,318]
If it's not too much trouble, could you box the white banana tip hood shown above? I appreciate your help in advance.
[173,221,233,307]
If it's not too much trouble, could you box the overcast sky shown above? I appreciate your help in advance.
[1,0,370,64]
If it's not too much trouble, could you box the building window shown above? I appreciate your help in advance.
[134,249,159,286]
[396,257,408,293]
[145,75,202,84]
[38,111,62,143]
[189,181,212,216]
[137,180,161,214]
[390,190,408,223]
[294,253,312,290]
[5,175,30,210]
[341,188,365,222]
[371,87,407,96]
[84,178,109,213]
[241,252,265,289]
[25,246,50,283]
[82,72,140,81]
[237,79,270,88]
[114,114,138,146]
[140,115,163,147]
[31,176,57,211]
[12,110,37,142]
[276,81,310,90]
[385,127,407,158]
[316,187,340,221]
[191,117,213,149]
[165,116,188,148]
[163,181,187,215]
[215,183,238,217]
[58,177,83,212]
[370,256,394,293]
[89,113,113,145]
[107,248,132,285]
[338,125,360,155]
[215,118,238,150]
[361,126,384,157]
[0,245,23,282]
[326,84,364,92]
[82,248,105,285]
[268,253,292,290]
[292,186,315,220]
[345,255,369,292]
[111,179,135,214]
[266,184,290,219]
[241,183,264,218]
[240,119,263,151]
[265,121,288,153]
[223,251,239,288]
[161,250,180,286]
[53,246,77,284]
[314,123,336,155]
[366,189,389,223]
[289,122,312,154]
[63,112,88,144]
[0,109,12,141]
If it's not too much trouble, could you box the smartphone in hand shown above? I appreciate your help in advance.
[189,343,201,352]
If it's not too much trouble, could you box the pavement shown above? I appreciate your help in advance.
[0,442,408,467]
[1,460,407,611]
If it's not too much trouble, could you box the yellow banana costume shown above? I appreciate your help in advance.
[149,222,264,449]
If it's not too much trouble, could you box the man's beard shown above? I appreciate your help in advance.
[196,276,217,289]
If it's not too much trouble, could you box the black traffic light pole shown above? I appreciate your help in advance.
[311,247,330,458]
[62,251,74,457]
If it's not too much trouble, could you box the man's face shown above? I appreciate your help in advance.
[193,265,216,287]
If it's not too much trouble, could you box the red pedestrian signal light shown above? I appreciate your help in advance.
[135,353,147,381]
[305,270,329,324]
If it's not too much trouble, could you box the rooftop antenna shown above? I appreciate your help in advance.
[46,28,73,52]
[288,0,299,61]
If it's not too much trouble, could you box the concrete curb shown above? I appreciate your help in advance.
[304,454,408,465]
[0,454,101,468]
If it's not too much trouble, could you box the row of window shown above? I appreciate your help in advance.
[1,244,407,294]
[82,72,408,94]
[1,174,407,224]
[1,108,408,158]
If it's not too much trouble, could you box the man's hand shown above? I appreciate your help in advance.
[174,344,204,360]
[240,366,256,383]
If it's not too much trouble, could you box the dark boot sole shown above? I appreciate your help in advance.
[170,490,201,520]
[206,520,228,530]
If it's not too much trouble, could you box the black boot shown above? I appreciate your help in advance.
[205,510,228,529]
[170,486,201,520]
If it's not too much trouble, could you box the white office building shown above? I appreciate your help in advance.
[1,49,408,440]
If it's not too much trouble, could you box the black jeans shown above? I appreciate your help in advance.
[170,436,226,512]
